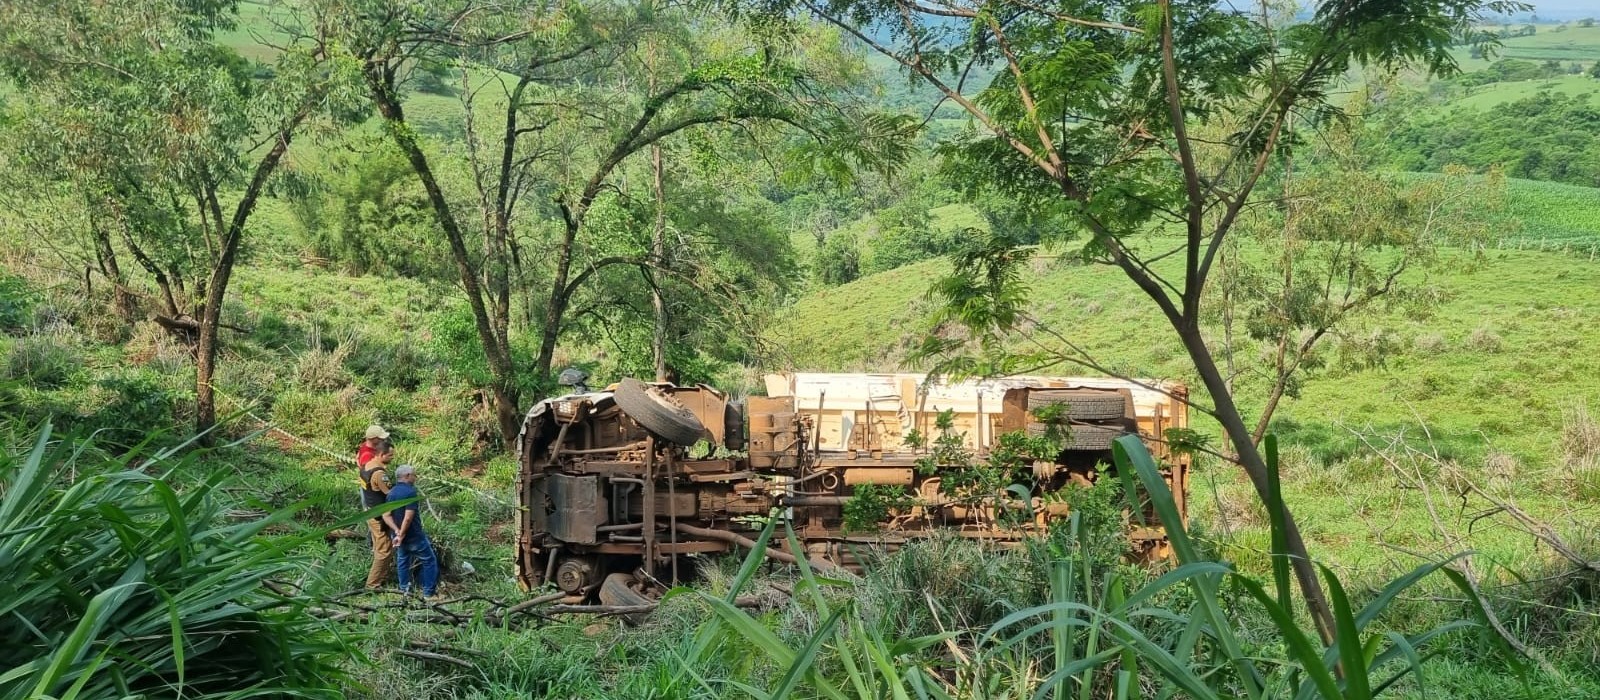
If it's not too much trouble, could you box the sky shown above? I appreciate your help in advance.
[1504,1,1595,20]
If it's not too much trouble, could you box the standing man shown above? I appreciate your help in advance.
[383,465,441,600]
[359,439,396,590]
[357,424,389,466]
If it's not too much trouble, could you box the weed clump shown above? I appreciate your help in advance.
[1465,325,1504,353]
[124,320,191,374]
[293,333,356,392]
[2,332,82,389]
[1483,449,1520,495]
[1561,402,1600,500]
[1412,331,1448,354]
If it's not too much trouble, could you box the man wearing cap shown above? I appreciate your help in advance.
[359,439,396,590]
[382,465,441,600]
[357,424,389,466]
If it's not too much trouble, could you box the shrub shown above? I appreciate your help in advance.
[0,422,348,698]
[1561,402,1600,500]
[1412,331,1448,354]
[0,273,34,334]
[1483,449,1520,494]
[81,370,182,448]
[124,321,192,375]
[1465,325,1504,353]
[293,332,356,392]
[814,230,861,285]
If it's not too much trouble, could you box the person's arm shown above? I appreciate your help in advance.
[372,469,391,495]
[396,507,415,543]
[382,508,401,535]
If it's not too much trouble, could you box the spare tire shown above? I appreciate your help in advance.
[613,378,708,446]
[598,573,654,625]
[1027,421,1129,451]
[1028,389,1128,421]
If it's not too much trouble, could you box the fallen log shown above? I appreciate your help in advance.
[545,595,762,618]
[397,649,474,669]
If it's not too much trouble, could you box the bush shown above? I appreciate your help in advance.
[0,422,348,698]
[814,230,861,286]
[1413,331,1448,354]
[124,321,192,375]
[1465,325,1504,353]
[0,273,34,334]
[2,333,82,389]
[1562,402,1600,500]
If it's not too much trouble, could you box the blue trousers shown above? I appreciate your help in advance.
[395,532,439,596]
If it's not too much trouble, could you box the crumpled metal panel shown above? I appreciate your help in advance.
[547,474,606,545]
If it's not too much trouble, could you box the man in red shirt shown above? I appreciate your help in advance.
[357,424,389,466]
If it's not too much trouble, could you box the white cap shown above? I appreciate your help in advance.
[364,425,390,440]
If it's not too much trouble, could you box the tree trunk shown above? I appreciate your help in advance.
[535,219,577,382]
[1173,321,1337,644]
[195,129,297,440]
[369,72,523,446]
[650,143,668,382]
[91,222,136,321]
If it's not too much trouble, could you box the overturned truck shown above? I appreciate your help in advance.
[515,372,1190,604]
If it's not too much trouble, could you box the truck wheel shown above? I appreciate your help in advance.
[614,378,708,446]
[1028,389,1128,421]
[598,573,654,625]
[1027,421,1129,451]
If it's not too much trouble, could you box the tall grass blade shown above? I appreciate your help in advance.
[1322,565,1372,698]
[1230,575,1342,700]
[28,581,138,698]
[1112,435,1263,699]
[770,607,847,700]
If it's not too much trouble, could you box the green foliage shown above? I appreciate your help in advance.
[815,230,862,285]
[2,335,81,390]
[0,273,32,334]
[674,434,1513,700]
[0,423,348,699]
[841,483,914,532]
[428,308,545,399]
[1381,91,1600,187]
[1457,57,1571,86]
[290,140,452,279]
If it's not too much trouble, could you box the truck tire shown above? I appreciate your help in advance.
[598,573,653,625]
[614,378,707,446]
[1028,389,1128,421]
[1027,421,1129,451]
[724,400,746,451]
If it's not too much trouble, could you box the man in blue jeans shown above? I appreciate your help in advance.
[382,465,441,600]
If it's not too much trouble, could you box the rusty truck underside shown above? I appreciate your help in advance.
[515,372,1189,602]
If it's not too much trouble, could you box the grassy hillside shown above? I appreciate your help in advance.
[1447,73,1600,109]
[1454,23,1600,66]
[772,245,1600,574]
[775,246,1598,451]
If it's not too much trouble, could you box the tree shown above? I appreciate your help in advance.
[1214,123,1507,445]
[316,0,908,444]
[0,0,356,438]
[753,0,1516,641]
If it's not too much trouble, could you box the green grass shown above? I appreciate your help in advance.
[1502,177,1600,247]
[1453,23,1600,67]
[771,244,1600,577]
[1446,74,1600,110]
